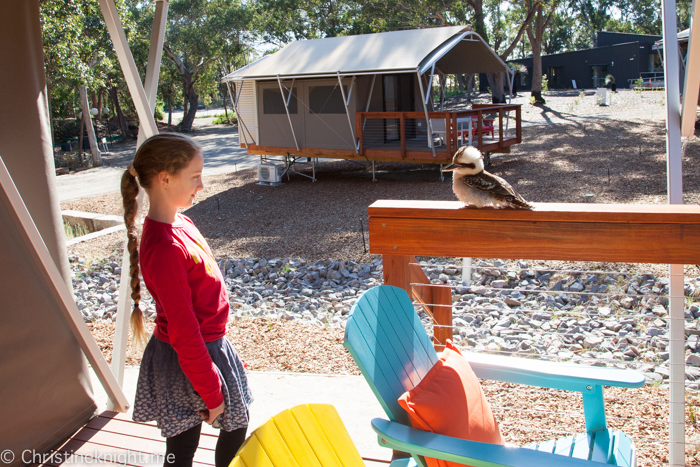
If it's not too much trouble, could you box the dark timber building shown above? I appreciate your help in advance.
[511,31,662,90]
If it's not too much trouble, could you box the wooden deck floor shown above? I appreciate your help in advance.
[40,411,390,467]
[39,411,216,467]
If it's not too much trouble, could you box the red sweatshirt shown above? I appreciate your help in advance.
[140,213,227,409]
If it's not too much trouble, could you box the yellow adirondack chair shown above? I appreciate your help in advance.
[231,404,365,467]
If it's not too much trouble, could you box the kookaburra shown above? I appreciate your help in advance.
[443,146,534,209]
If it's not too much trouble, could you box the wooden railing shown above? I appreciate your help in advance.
[368,200,700,349]
[356,104,521,164]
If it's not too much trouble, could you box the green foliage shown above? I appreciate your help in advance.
[541,74,549,94]
[529,95,537,105]
[213,113,238,125]
[605,74,615,85]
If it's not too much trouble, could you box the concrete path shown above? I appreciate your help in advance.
[89,367,391,462]
[57,123,256,202]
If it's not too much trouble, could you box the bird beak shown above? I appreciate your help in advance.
[443,163,456,172]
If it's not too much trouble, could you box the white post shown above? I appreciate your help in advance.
[416,70,437,158]
[97,0,158,137]
[661,0,685,464]
[136,0,169,148]
[461,258,472,286]
[97,0,161,408]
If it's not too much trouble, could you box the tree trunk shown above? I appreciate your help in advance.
[168,95,173,127]
[108,86,131,139]
[79,85,101,166]
[465,74,474,103]
[526,1,551,105]
[180,73,199,132]
[486,73,506,103]
[78,116,84,161]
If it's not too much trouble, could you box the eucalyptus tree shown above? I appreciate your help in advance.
[525,0,559,103]
[151,0,250,132]
[40,0,134,162]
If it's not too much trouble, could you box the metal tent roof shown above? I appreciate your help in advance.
[223,26,509,81]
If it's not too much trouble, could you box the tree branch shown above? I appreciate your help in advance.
[500,2,540,60]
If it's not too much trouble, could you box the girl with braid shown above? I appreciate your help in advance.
[121,133,252,467]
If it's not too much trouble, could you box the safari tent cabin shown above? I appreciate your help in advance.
[223,26,522,166]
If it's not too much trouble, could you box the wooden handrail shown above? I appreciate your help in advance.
[369,200,700,349]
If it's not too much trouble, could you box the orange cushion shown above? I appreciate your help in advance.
[398,340,503,467]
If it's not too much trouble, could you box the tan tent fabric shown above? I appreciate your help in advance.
[223,26,508,81]
[0,2,96,463]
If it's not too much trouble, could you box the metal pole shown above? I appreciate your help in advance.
[661,0,685,464]
[337,72,358,153]
[416,70,437,158]
[277,75,300,150]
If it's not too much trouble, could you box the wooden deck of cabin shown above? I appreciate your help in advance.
[244,104,521,165]
[35,411,216,467]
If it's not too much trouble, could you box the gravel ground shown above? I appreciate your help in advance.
[66,90,700,466]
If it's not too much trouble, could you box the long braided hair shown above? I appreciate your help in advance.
[121,133,202,348]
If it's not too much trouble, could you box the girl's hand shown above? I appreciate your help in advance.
[200,401,225,425]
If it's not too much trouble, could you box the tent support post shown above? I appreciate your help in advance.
[97,0,158,137]
[662,0,685,465]
[337,73,358,153]
[416,70,437,158]
[112,0,168,398]
[363,75,377,132]
[98,0,160,404]
[425,63,436,105]
[0,156,130,412]
[227,81,254,145]
[136,0,169,148]
[277,75,300,151]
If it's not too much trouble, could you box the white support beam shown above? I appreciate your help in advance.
[416,70,437,158]
[682,0,700,136]
[338,73,358,153]
[227,81,255,145]
[97,0,158,138]
[0,155,129,413]
[136,0,170,147]
[661,0,685,465]
[277,76,300,150]
[98,0,162,405]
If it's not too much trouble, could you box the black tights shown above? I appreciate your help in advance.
[164,424,247,467]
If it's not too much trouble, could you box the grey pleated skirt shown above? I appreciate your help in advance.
[132,335,253,438]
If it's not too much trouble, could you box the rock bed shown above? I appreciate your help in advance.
[69,253,700,388]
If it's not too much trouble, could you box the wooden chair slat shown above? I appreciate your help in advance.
[612,431,634,467]
[354,296,424,388]
[554,436,576,457]
[232,405,365,467]
[570,434,592,460]
[271,407,326,467]
[590,429,613,463]
[376,286,437,378]
[304,405,366,467]
[237,433,276,467]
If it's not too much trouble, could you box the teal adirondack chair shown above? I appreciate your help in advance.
[344,285,645,467]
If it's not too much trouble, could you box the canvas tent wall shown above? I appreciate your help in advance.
[0,3,97,462]
[223,26,512,161]
[0,3,130,465]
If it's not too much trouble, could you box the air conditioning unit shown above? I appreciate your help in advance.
[257,163,283,184]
